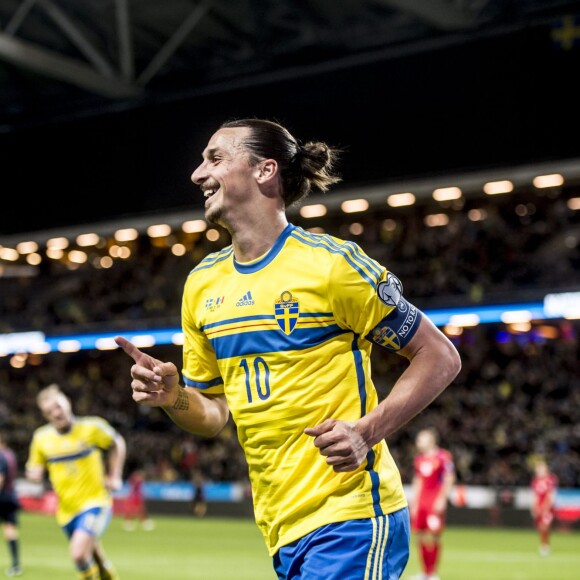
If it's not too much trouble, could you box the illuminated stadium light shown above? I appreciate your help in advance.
[95,337,119,350]
[16,241,38,254]
[341,199,369,213]
[532,173,564,188]
[432,187,462,201]
[9,354,26,369]
[382,219,397,232]
[130,334,156,348]
[0,299,569,355]
[26,253,42,266]
[29,343,51,355]
[483,180,514,195]
[536,325,559,339]
[299,204,327,218]
[68,250,88,264]
[57,340,82,353]
[171,243,186,256]
[507,322,532,333]
[544,291,580,318]
[76,233,100,247]
[206,229,220,242]
[100,256,114,268]
[387,193,415,207]
[0,247,19,261]
[47,237,69,250]
[349,223,364,235]
[182,220,207,233]
[501,310,533,324]
[568,197,580,210]
[424,214,449,227]
[0,332,46,354]
[443,325,463,336]
[114,228,139,242]
[147,224,172,238]
[564,310,580,320]
[449,314,480,327]
[467,209,487,221]
[46,248,64,260]
[109,245,121,257]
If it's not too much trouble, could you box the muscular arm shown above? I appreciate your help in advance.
[162,389,229,438]
[114,335,229,438]
[357,315,461,447]
[306,314,461,471]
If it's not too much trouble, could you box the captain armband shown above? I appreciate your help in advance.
[365,272,423,353]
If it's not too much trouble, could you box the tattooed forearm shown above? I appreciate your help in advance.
[172,388,189,410]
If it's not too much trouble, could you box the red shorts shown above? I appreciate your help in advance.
[412,506,446,533]
[124,497,145,517]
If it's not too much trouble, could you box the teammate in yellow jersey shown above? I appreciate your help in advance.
[115,118,461,579]
[26,384,126,580]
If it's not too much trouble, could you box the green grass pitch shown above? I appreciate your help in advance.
[11,512,580,579]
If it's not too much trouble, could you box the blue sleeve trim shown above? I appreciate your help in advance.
[183,376,224,389]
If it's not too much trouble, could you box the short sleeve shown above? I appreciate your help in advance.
[87,417,117,449]
[181,276,224,395]
[25,432,46,470]
[327,239,394,336]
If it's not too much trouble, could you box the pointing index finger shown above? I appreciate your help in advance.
[114,335,142,362]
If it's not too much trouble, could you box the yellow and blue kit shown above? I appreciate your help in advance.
[182,223,421,555]
[26,416,117,526]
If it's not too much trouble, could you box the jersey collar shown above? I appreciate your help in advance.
[233,223,295,274]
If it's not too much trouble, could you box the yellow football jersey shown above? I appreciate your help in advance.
[26,416,116,525]
[182,224,408,555]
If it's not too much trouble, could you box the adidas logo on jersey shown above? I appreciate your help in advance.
[236,291,255,307]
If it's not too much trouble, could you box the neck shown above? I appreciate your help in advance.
[228,210,289,263]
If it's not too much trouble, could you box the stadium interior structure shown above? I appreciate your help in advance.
[1,0,580,529]
[1,156,579,513]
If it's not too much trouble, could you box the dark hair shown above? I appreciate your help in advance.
[220,118,342,206]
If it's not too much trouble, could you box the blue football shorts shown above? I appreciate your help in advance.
[273,507,410,580]
[62,505,112,539]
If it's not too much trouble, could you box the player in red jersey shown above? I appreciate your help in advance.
[123,468,154,531]
[410,428,455,580]
[530,458,558,556]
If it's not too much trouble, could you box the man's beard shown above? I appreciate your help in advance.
[205,204,225,228]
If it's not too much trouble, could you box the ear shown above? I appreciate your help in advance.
[254,159,278,184]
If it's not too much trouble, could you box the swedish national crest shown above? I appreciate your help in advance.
[274,291,299,335]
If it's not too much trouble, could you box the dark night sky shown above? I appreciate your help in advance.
[2,24,579,237]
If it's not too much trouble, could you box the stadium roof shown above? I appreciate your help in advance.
[1,0,579,131]
[1,0,580,237]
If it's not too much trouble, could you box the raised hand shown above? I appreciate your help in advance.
[114,335,180,407]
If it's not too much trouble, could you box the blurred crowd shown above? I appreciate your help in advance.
[1,184,579,489]
[1,183,579,334]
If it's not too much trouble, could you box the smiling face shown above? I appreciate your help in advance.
[190,126,259,227]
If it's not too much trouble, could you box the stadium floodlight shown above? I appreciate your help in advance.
[387,193,415,207]
[432,187,462,201]
[483,180,514,195]
[341,199,369,213]
[533,174,564,188]
[299,204,327,218]
[501,310,533,324]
